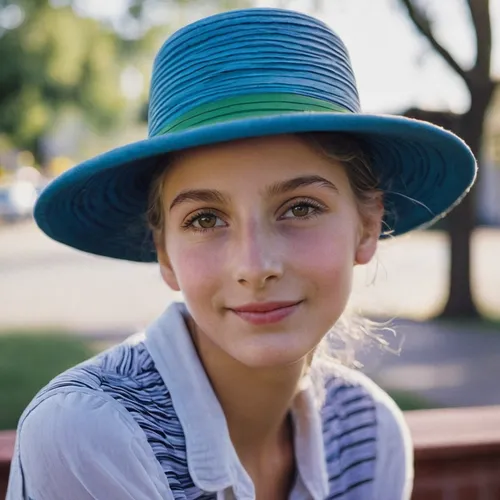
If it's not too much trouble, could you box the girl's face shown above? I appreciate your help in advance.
[157,135,382,368]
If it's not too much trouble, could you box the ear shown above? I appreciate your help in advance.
[155,232,181,292]
[354,196,384,266]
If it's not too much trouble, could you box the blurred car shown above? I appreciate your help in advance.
[0,181,38,223]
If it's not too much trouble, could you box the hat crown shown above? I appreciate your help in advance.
[148,8,360,137]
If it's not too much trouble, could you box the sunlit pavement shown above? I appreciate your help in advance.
[2,221,500,406]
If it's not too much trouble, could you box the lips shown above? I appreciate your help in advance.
[229,301,302,325]
[231,301,301,313]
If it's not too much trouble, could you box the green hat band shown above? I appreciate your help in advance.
[153,93,350,136]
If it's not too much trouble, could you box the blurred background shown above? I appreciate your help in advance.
[1,0,500,431]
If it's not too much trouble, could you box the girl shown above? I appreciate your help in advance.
[7,7,475,500]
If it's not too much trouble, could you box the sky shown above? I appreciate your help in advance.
[79,0,500,113]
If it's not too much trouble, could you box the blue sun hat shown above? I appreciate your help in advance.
[34,8,476,262]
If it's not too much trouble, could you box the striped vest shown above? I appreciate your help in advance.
[33,341,377,499]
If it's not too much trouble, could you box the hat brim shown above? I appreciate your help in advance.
[34,112,476,262]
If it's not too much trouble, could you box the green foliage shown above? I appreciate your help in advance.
[0,331,96,430]
[0,1,133,161]
[0,0,251,163]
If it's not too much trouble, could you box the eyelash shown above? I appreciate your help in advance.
[182,198,326,233]
[182,209,222,233]
[280,198,326,220]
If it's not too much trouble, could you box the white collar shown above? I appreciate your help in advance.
[144,302,329,500]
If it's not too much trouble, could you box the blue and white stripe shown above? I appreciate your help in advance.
[27,338,377,499]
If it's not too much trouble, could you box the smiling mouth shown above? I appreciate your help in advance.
[229,301,303,326]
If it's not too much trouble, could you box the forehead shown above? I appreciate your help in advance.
[163,135,348,196]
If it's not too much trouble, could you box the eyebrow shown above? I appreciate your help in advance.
[266,175,339,197]
[168,175,338,211]
[169,189,226,211]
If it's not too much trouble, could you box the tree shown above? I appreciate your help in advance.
[398,0,497,318]
[0,1,131,166]
[0,0,250,167]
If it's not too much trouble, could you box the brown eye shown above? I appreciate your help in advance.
[183,211,226,231]
[280,200,324,221]
[198,215,217,228]
[291,205,310,217]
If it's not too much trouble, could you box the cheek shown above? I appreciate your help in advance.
[288,221,357,306]
[169,240,225,298]
[289,219,357,273]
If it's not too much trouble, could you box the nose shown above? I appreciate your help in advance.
[231,219,284,289]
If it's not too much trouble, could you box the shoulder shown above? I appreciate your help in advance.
[26,334,155,406]
[13,387,172,500]
[17,337,154,462]
[322,363,412,438]
[322,365,414,499]
[16,334,168,440]
[19,388,143,454]
[16,336,157,467]
[8,337,177,499]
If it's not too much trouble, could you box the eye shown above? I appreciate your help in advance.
[281,199,325,220]
[195,214,218,229]
[289,205,311,217]
[183,211,226,232]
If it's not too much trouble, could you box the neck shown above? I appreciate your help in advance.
[188,318,306,462]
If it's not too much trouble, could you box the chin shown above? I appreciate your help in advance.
[228,336,314,369]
